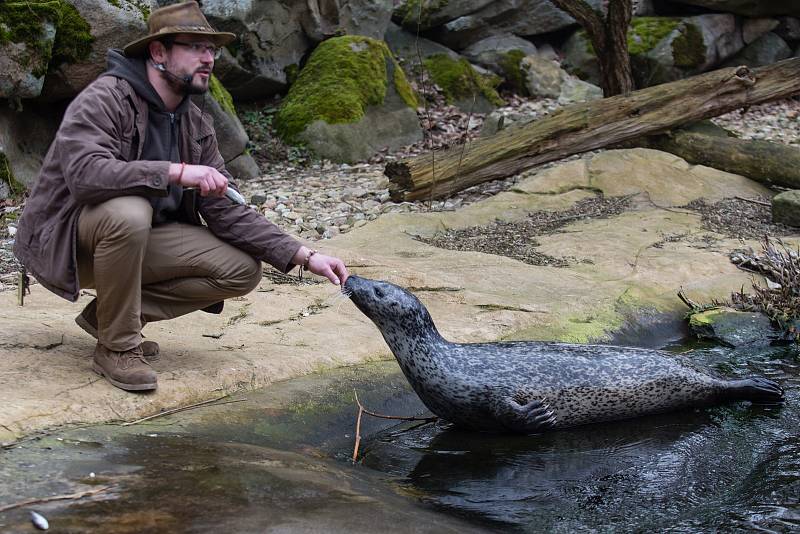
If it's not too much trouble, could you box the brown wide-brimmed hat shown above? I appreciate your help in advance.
[123,0,235,57]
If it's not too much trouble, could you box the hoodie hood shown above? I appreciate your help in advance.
[104,49,191,115]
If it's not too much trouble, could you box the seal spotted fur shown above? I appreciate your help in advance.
[344,276,784,433]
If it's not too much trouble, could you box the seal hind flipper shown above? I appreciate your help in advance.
[724,377,784,404]
[490,396,558,434]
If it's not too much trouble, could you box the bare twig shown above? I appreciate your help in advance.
[119,396,245,426]
[677,287,700,310]
[0,486,111,513]
[351,389,438,462]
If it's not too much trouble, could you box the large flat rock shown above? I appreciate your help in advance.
[0,148,782,441]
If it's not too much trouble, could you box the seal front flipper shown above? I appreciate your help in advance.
[490,395,557,434]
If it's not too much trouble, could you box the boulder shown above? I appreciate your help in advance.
[723,32,792,67]
[225,152,261,182]
[429,0,604,51]
[275,36,422,163]
[669,0,800,18]
[688,307,777,347]
[302,0,393,41]
[557,75,603,105]
[0,103,63,192]
[192,75,253,179]
[392,0,494,32]
[520,56,562,98]
[39,0,156,102]
[203,0,313,100]
[775,17,800,41]
[422,54,503,113]
[772,190,800,227]
[384,22,460,65]
[742,18,779,44]
[461,34,537,93]
[0,3,58,99]
[564,15,746,87]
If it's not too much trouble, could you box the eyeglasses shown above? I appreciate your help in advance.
[171,41,221,59]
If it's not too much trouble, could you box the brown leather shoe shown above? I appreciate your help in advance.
[76,299,160,361]
[92,343,157,391]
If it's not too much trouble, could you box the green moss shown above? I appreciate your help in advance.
[423,54,503,107]
[579,17,681,57]
[275,36,415,142]
[672,22,705,68]
[0,0,94,73]
[498,49,527,95]
[284,63,299,86]
[627,17,680,56]
[0,152,25,197]
[392,58,418,109]
[393,0,449,30]
[0,1,59,77]
[209,74,236,117]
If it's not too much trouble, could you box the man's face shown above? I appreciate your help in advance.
[163,34,217,95]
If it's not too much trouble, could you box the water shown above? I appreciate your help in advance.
[361,343,800,532]
[0,344,797,533]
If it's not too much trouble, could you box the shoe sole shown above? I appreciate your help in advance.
[92,362,157,391]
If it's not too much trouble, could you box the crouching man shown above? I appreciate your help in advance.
[13,1,348,392]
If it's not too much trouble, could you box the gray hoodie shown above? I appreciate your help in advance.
[104,48,189,223]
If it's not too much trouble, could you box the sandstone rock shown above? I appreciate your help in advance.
[557,76,603,105]
[0,103,62,189]
[521,56,563,99]
[772,190,800,227]
[303,0,393,41]
[384,22,460,65]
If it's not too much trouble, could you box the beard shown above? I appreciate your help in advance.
[162,69,208,95]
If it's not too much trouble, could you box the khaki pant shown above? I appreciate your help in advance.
[77,196,261,351]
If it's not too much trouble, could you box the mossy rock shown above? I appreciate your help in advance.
[393,0,450,31]
[422,54,503,109]
[688,307,776,347]
[498,49,527,95]
[209,74,236,117]
[0,152,26,199]
[0,0,94,71]
[275,36,417,144]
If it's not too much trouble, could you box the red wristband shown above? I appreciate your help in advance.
[177,162,186,183]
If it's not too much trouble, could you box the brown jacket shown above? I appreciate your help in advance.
[14,74,302,302]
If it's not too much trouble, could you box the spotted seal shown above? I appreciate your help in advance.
[344,276,785,433]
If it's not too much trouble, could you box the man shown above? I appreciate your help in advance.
[14,1,348,392]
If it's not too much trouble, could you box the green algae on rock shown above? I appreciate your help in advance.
[275,35,417,143]
[209,74,236,117]
[422,54,503,107]
[0,0,93,72]
[498,49,527,95]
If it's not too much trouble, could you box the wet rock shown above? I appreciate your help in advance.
[688,307,777,347]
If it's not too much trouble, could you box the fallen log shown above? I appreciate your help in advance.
[386,58,800,201]
[642,122,800,190]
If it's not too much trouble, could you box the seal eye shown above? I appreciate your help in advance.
[374,287,385,298]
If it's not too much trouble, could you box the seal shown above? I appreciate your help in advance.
[344,275,785,434]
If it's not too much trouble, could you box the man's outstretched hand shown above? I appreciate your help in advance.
[292,247,348,286]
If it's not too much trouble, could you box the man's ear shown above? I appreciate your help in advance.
[148,40,168,64]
